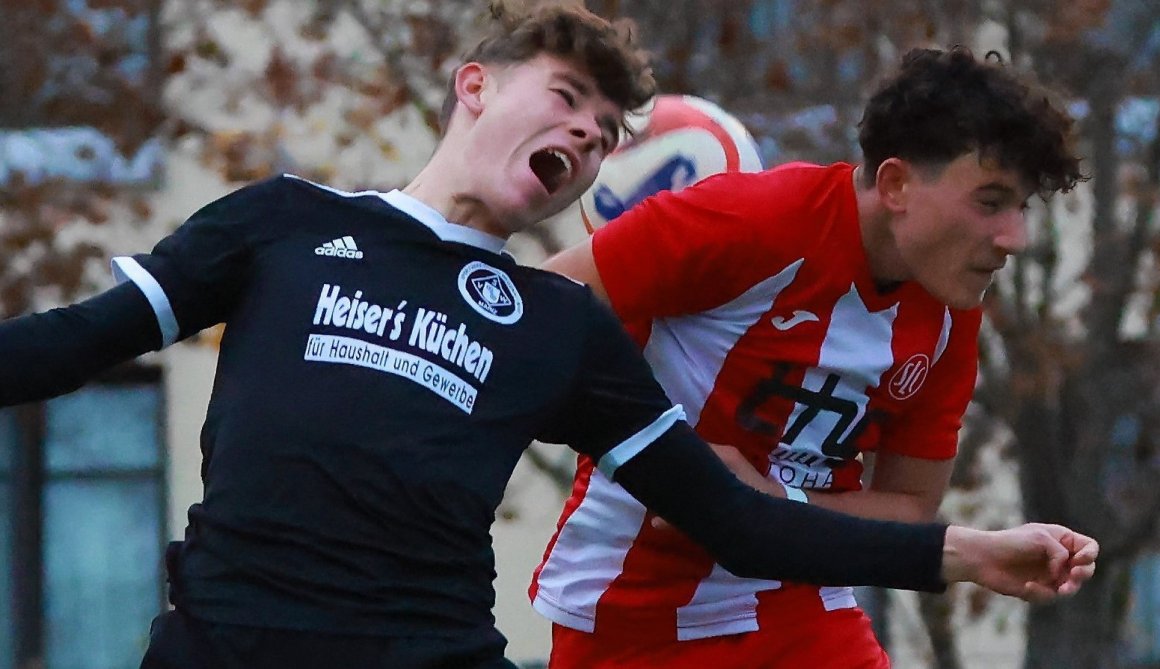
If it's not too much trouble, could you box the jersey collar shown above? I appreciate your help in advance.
[380,190,507,255]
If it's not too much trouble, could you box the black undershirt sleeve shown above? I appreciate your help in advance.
[550,288,947,593]
[0,283,162,407]
[613,420,948,593]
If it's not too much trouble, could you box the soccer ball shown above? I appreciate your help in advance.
[577,94,764,233]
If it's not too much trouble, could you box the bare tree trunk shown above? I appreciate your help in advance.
[1025,564,1129,669]
[919,591,963,669]
[1011,43,1148,668]
[856,586,891,650]
[1083,52,1129,359]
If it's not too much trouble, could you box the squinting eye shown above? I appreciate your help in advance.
[555,89,576,107]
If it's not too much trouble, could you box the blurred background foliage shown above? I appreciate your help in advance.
[2,1,1160,667]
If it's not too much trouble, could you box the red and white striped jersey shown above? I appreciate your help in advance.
[531,162,980,640]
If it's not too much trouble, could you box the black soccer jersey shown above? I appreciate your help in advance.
[113,176,690,636]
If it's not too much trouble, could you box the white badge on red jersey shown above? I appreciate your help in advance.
[458,261,523,324]
[888,353,930,400]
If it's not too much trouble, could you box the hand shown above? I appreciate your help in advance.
[941,523,1099,602]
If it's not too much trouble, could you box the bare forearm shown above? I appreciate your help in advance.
[707,444,945,523]
[802,488,936,523]
[768,450,949,522]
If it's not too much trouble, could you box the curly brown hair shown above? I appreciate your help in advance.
[438,4,654,134]
[858,47,1084,197]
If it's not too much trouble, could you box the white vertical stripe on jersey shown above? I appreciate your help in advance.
[820,585,858,611]
[643,260,805,427]
[531,468,651,632]
[677,562,779,640]
[111,256,180,348]
[652,261,806,638]
[773,285,897,489]
[933,307,952,364]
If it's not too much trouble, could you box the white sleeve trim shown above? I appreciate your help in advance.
[597,404,687,479]
[111,256,180,348]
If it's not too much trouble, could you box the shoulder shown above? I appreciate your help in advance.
[507,264,614,325]
[762,161,854,205]
[663,161,852,222]
[698,160,848,192]
[189,174,328,225]
[509,262,598,303]
[279,174,360,198]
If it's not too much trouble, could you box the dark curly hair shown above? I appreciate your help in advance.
[439,4,655,135]
[858,47,1084,197]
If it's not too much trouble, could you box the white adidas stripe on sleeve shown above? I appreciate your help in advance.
[111,257,180,348]
[597,404,688,478]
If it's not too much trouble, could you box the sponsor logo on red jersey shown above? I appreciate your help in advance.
[888,353,930,400]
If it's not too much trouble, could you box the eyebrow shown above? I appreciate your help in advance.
[558,73,592,97]
[975,183,1019,198]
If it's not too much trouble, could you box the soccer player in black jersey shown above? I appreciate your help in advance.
[0,5,1096,669]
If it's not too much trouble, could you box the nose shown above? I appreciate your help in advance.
[569,114,602,154]
[993,208,1028,255]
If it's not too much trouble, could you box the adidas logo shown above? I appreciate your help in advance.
[315,236,364,260]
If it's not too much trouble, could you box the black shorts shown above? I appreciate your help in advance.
[139,608,518,669]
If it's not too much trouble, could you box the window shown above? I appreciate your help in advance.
[0,367,167,669]
[1130,552,1160,664]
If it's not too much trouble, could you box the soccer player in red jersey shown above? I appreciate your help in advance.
[534,47,1086,669]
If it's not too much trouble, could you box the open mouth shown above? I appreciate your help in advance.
[529,148,574,195]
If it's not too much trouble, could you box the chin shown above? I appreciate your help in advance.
[942,289,987,310]
[922,271,990,309]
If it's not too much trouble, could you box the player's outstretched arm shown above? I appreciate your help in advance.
[612,422,1098,600]
[613,421,950,592]
[941,523,1099,601]
[0,283,161,407]
[650,446,950,526]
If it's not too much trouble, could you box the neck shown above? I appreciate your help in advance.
[853,165,909,284]
[403,149,511,240]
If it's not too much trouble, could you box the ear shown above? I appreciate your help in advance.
[875,158,910,214]
[454,62,489,118]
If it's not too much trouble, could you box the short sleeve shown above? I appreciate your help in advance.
[111,177,284,346]
[879,308,982,460]
[537,291,687,478]
[591,169,807,322]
